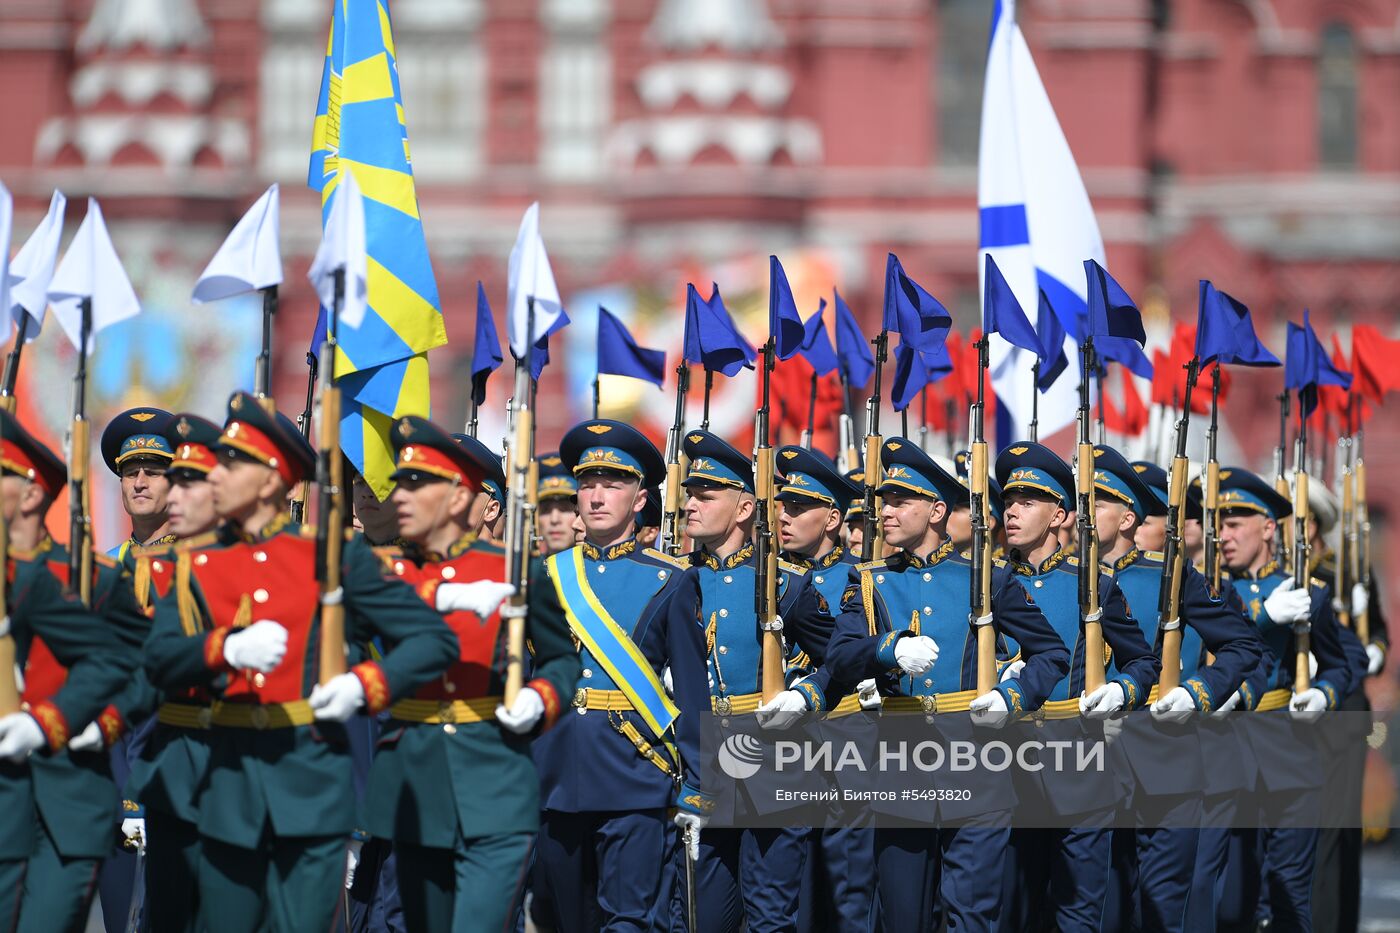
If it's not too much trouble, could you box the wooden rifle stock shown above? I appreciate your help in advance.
[1077,438,1105,693]
[970,439,995,694]
[1355,457,1370,644]
[316,271,347,684]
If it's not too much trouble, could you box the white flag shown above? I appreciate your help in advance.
[978,0,1103,444]
[7,190,66,344]
[506,202,564,359]
[306,171,368,330]
[47,198,141,352]
[193,184,283,303]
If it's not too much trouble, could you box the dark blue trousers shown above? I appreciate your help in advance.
[341,839,405,933]
[1003,813,1114,933]
[1188,793,1237,931]
[797,826,875,933]
[875,815,1009,932]
[694,826,806,933]
[1105,793,1200,933]
[535,809,673,933]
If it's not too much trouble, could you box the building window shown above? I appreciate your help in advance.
[938,0,987,167]
[1318,21,1358,170]
[540,0,611,181]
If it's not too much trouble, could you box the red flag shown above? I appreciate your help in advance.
[1352,325,1400,404]
[1103,365,1149,436]
[1150,348,1173,406]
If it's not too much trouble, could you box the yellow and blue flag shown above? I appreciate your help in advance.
[309,0,447,497]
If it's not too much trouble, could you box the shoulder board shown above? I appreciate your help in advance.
[856,559,891,572]
[1144,550,1165,561]
[295,524,348,541]
[778,558,807,575]
[1310,576,1327,591]
[373,544,405,560]
[993,557,1007,568]
[642,548,689,569]
[93,553,118,569]
[1064,556,1080,567]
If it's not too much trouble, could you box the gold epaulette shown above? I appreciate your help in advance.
[1144,550,1165,561]
[778,558,806,575]
[1311,576,1327,591]
[855,558,891,572]
[993,557,1008,568]
[642,548,689,569]
[1065,556,1081,567]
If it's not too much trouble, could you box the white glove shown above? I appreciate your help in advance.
[0,712,45,761]
[345,839,364,890]
[856,678,881,711]
[68,720,105,753]
[1263,579,1311,626]
[1290,686,1328,722]
[224,620,288,673]
[1079,682,1126,719]
[662,666,674,696]
[1209,690,1243,719]
[756,689,807,731]
[1000,659,1026,683]
[495,687,545,734]
[1352,582,1369,619]
[309,672,367,722]
[1366,644,1384,676]
[969,690,1010,728]
[435,581,515,618]
[1150,686,1197,724]
[674,811,707,862]
[893,636,939,675]
[121,817,145,853]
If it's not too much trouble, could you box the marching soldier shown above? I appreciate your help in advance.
[992,441,1160,933]
[665,429,834,933]
[144,393,459,933]
[842,469,864,556]
[1090,446,1263,932]
[122,414,224,931]
[815,439,1071,931]
[0,407,146,932]
[530,419,711,932]
[950,450,1005,557]
[536,452,579,555]
[770,446,874,933]
[637,484,662,548]
[1215,467,1367,931]
[451,432,508,545]
[368,415,578,932]
[101,407,178,560]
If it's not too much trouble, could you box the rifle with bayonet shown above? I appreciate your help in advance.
[1077,339,1106,693]
[1157,357,1200,693]
[860,329,890,561]
[968,334,996,694]
[1292,395,1312,693]
[1354,411,1371,644]
[754,337,784,703]
[501,300,539,704]
[315,270,348,684]
[660,359,690,557]
[1202,366,1223,593]
[1273,392,1292,573]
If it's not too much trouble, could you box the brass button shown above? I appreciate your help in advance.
[442,566,456,580]
[152,561,163,572]
[253,589,269,604]
[394,561,405,575]
[443,723,457,735]
[253,551,268,563]
[253,673,266,689]
[195,554,209,566]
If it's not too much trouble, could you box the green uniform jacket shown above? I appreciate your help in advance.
[365,539,579,846]
[2,552,140,860]
[145,523,458,849]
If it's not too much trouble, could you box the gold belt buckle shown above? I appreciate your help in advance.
[573,688,588,713]
[920,694,938,714]
[196,707,213,729]
[250,706,270,730]
[715,695,732,716]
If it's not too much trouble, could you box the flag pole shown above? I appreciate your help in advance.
[68,297,94,605]
[592,374,600,420]
[1028,360,1040,443]
[944,398,956,457]
[1272,391,1292,572]
[290,350,317,524]
[860,329,890,560]
[800,371,817,449]
[0,316,32,413]
[1337,397,1354,631]
[917,388,928,454]
[466,391,480,439]
[1202,365,1223,592]
[701,369,714,431]
[837,372,857,473]
[255,284,278,413]
[660,360,690,556]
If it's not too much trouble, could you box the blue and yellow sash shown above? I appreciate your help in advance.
[547,548,681,744]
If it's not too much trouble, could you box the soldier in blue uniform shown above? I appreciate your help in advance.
[536,452,579,556]
[992,441,1160,933]
[769,446,874,933]
[1090,446,1264,932]
[841,469,864,555]
[808,439,1068,931]
[1214,467,1367,931]
[664,429,834,933]
[529,420,713,933]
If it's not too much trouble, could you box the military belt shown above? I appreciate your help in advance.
[1256,688,1291,712]
[570,688,678,777]
[390,697,500,724]
[711,692,763,715]
[158,699,317,730]
[1031,697,1084,722]
[830,694,864,715]
[572,688,634,712]
[881,689,977,714]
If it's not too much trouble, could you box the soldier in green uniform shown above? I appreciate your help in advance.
[144,392,459,933]
[0,408,144,933]
[369,415,579,932]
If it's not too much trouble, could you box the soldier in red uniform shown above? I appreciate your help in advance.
[143,392,458,933]
[368,415,579,932]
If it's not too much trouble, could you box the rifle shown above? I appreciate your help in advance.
[1292,394,1312,693]
[501,299,539,705]
[860,329,890,561]
[1157,357,1200,694]
[968,335,996,694]
[800,371,819,449]
[1028,359,1041,443]
[660,360,690,557]
[837,372,858,474]
[1272,392,1292,572]
[68,297,94,607]
[1202,365,1223,592]
[315,270,348,684]
[290,349,318,524]
[1076,338,1106,694]
[1355,410,1370,644]
[1337,429,1354,630]
[754,337,784,703]
[0,316,32,412]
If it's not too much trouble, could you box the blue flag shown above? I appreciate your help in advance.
[1285,310,1351,414]
[833,288,874,389]
[1084,259,1147,345]
[597,306,666,388]
[1035,289,1069,390]
[798,299,838,376]
[471,281,502,406]
[769,255,805,361]
[983,253,1041,356]
[1195,280,1280,368]
[683,283,755,377]
[892,341,953,412]
[883,253,952,351]
[1098,335,1154,380]
[515,308,569,382]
